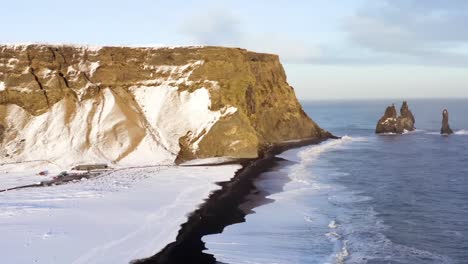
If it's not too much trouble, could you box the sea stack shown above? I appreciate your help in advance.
[441,109,454,135]
[375,101,416,134]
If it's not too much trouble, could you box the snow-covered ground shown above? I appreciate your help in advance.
[0,161,63,190]
[0,164,240,264]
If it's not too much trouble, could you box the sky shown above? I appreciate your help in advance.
[2,0,468,99]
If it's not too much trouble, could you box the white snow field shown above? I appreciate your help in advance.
[0,164,240,264]
[0,46,243,263]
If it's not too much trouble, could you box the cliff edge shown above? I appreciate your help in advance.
[0,44,330,167]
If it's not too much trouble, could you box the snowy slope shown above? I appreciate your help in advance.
[0,59,237,171]
[0,164,240,264]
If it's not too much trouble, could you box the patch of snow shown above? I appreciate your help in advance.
[78,61,100,77]
[22,66,31,74]
[67,65,77,75]
[382,117,396,125]
[1,43,103,53]
[191,106,237,151]
[7,58,19,68]
[0,88,173,169]
[203,80,220,89]
[0,164,240,263]
[0,58,234,170]
[0,58,18,69]
[89,61,100,76]
[8,87,34,93]
[131,86,237,154]
[41,68,53,78]
[229,140,242,147]
[1,43,205,53]
[0,82,5,91]
[142,60,203,87]
[0,162,61,190]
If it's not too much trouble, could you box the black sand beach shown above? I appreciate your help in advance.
[133,137,334,264]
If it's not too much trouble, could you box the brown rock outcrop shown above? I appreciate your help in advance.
[0,44,331,165]
[375,101,416,134]
[441,109,454,135]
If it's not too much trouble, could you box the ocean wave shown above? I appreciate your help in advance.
[455,129,468,135]
[378,132,398,136]
[333,206,454,264]
[303,215,314,223]
[297,136,366,163]
[335,240,349,264]
[426,130,468,135]
[341,230,453,264]
[328,192,373,205]
[379,129,425,135]
[286,136,364,185]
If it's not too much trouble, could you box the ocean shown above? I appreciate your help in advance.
[203,99,468,264]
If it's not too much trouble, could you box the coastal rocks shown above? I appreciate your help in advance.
[0,44,332,166]
[441,109,454,135]
[399,101,416,131]
[375,101,416,134]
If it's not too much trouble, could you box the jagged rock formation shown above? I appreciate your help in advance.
[375,101,416,134]
[441,109,454,135]
[0,44,331,167]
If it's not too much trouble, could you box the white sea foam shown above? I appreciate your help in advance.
[328,220,338,229]
[455,129,468,135]
[326,231,340,240]
[426,130,468,136]
[304,215,314,223]
[332,202,454,264]
[378,132,398,136]
[404,129,425,134]
[379,129,424,136]
[335,240,349,264]
[287,136,365,185]
[328,192,373,205]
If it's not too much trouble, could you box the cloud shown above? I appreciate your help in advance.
[179,9,321,63]
[344,0,468,66]
[179,10,242,46]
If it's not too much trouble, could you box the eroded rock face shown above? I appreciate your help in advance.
[376,101,416,134]
[441,109,454,135]
[0,44,330,166]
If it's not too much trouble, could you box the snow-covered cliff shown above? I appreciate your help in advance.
[0,44,330,168]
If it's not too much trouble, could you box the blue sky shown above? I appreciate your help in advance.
[3,0,468,99]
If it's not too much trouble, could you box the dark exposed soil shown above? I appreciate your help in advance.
[0,171,106,193]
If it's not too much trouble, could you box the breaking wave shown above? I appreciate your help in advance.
[454,129,468,135]
[426,129,468,135]
[286,136,366,185]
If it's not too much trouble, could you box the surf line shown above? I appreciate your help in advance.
[133,136,337,264]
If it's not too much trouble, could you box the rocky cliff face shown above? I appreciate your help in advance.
[375,101,416,134]
[0,44,330,167]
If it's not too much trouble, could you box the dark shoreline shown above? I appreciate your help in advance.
[0,171,103,193]
[133,137,335,264]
